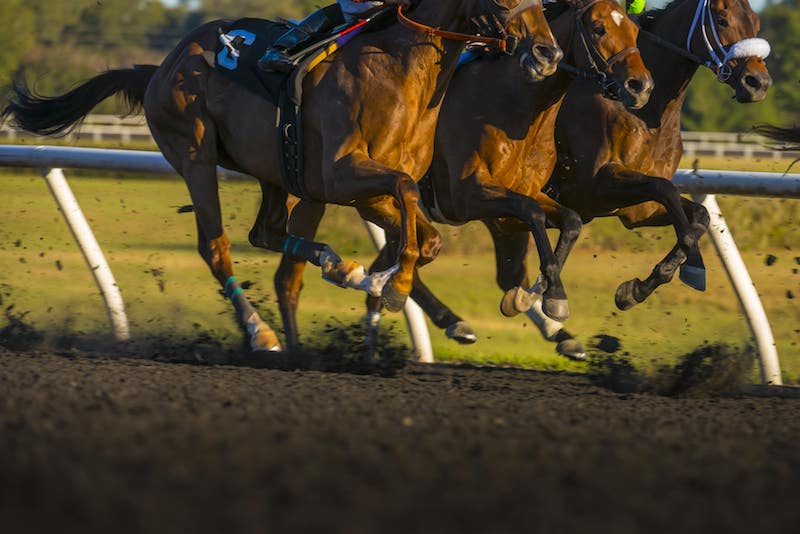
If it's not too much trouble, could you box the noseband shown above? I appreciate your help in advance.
[639,0,770,82]
[558,0,638,101]
[397,4,525,54]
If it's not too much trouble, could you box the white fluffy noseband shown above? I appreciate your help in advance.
[723,38,771,64]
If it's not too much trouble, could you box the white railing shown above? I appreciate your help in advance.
[0,114,152,144]
[0,145,796,383]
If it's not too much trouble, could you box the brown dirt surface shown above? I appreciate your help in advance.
[1,346,800,534]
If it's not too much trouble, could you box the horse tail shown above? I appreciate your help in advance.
[755,124,800,150]
[1,64,158,137]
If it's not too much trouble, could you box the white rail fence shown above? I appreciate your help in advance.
[1,145,798,384]
[4,116,799,159]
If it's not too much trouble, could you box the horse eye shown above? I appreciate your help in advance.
[716,17,729,28]
[593,24,606,36]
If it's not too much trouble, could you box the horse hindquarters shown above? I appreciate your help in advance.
[145,62,281,351]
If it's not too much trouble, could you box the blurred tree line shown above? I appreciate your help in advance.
[0,0,798,129]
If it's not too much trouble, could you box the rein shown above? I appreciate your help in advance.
[396,5,516,54]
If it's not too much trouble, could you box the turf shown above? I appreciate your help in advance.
[0,166,798,382]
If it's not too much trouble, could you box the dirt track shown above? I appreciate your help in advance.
[2,346,800,534]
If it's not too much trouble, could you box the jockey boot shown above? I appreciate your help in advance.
[258,5,343,72]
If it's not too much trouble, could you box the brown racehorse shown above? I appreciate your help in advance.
[440,0,772,358]
[273,0,653,353]
[2,0,561,352]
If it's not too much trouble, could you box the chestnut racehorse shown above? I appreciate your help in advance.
[2,0,561,351]
[273,0,653,354]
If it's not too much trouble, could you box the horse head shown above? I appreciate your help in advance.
[506,3,565,81]
[571,0,654,109]
[686,0,771,102]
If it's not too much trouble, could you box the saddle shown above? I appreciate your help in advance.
[211,7,395,199]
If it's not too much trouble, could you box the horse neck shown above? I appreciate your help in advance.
[410,0,474,34]
[638,0,703,121]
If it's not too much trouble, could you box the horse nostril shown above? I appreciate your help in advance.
[533,44,554,62]
[625,78,644,95]
[745,75,761,90]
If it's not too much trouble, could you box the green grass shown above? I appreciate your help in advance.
[1,166,798,383]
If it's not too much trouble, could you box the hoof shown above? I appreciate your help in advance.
[542,297,569,322]
[362,264,399,297]
[445,321,477,344]
[679,264,706,291]
[381,281,408,313]
[556,338,586,361]
[250,326,281,352]
[615,278,643,311]
[500,286,537,318]
[246,313,281,352]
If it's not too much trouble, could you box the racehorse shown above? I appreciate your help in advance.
[2,0,561,352]
[272,0,653,353]
[512,0,773,357]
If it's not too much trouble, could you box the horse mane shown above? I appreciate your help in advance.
[637,0,686,32]
[544,1,571,22]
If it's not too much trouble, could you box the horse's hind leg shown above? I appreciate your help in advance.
[273,200,327,351]
[185,162,281,351]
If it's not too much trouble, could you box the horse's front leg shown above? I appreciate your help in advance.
[459,189,569,322]
[485,219,585,360]
[590,164,708,309]
[365,222,475,357]
[329,154,425,312]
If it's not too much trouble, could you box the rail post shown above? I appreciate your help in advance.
[693,193,782,385]
[42,168,130,342]
[364,221,434,363]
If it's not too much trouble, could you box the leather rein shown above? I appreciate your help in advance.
[396,4,518,54]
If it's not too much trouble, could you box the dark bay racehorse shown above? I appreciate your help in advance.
[2,0,561,351]
[513,0,773,356]
[273,0,653,353]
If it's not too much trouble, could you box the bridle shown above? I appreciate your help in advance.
[557,0,639,101]
[397,4,525,55]
[638,0,770,82]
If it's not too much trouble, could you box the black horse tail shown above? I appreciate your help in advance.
[1,64,158,137]
[754,124,800,150]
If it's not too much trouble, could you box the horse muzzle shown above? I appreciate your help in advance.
[732,58,772,103]
[618,72,654,110]
[520,41,563,82]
